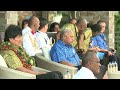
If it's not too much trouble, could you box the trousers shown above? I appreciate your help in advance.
[36,71,63,79]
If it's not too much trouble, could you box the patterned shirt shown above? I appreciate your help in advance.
[0,41,36,70]
[93,33,108,49]
[90,35,106,60]
[50,40,81,66]
[0,50,23,69]
[78,28,92,52]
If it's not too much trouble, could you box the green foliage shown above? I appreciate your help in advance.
[115,13,120,55]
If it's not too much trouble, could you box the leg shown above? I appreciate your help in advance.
[36,71,63,79]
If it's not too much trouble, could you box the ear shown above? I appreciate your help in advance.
[87,61,92,67]
[63,35,66,40]
[9,38,13,42]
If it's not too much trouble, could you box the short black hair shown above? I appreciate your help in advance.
[39,18,48,30]
[4,24,22,41]
[97,20,106,25]
[87,22,94,28]
[22,19,28,29]
[91,24,101,33]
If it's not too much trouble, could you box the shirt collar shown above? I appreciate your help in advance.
[58,39,72,47]
[31,30,35,35]
[37,31,47,36]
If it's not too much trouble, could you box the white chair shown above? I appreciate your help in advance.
[0,54,49,79]
[34,53,78,79]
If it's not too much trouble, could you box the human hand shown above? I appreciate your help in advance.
[107,51,113,56]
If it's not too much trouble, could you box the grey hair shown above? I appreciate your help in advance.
[60,29,73,39]
[82,51,98,66]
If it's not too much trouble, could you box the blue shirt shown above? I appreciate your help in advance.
[50,40,81,66]
[90,36,105,60]
[93,33,108,49]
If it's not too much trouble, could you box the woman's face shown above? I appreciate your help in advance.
[9,35,22,46]
[100,22,106,33]
[53,25,60,32]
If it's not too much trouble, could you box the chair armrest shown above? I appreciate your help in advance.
[32,66,50,72]
[34,54,78,77]
[0,65,36,79]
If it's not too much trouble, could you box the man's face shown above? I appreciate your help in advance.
[64,31,75,45]
[100,22,106,33]
[44,24,48,33]
[77,23,87,32]
[34,18,40,32]
[89,55,101,75]
[9,35,22,46]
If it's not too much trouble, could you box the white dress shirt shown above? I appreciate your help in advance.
[22,27,42,56]
[72,67,97,79]
[35,31,51,50]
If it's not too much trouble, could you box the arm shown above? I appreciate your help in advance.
[1,50,46,75]
[60,61,76,67]
[78,33,84,49]
[16,67,46,75]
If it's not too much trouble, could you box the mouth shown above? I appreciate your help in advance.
[98,68,100,72]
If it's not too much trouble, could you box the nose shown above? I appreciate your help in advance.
[99,63,101,67]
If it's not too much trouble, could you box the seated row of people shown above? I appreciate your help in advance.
[0,24,108,79]
[0,24,63,79]
[0,16,115,79]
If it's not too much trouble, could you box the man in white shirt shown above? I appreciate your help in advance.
[72,51,108,79]
[35,18,51,50]
[22,16,42,56]
[35,18,51,60]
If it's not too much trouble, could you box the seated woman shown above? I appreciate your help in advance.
[90,23,118,67]
[49,22,60,42]
[0,24,63,79]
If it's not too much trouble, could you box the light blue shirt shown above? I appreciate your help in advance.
[50,40,81,66]
[90,36,105,60]
[94,33,108,49]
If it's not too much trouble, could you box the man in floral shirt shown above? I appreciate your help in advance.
[0,24,63,79]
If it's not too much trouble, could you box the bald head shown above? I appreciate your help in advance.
[28,16,40,32]
[77,18,87,25]
[28,16,40,28]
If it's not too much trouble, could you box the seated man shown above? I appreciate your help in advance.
[35,18,51,50]
[72,51,108,79]
[61,23,78,48]
[0,24,63,79]
[50,28,82,70]
[35,18,51,60]
[22,16,42,57]
[76,18,92,59]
